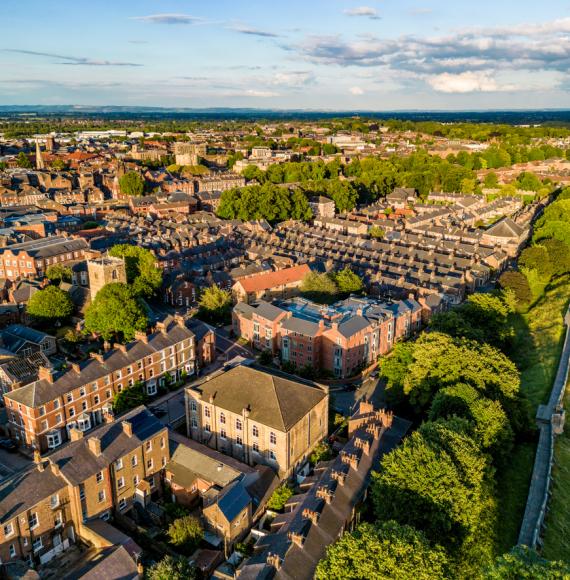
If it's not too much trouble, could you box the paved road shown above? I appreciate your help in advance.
[0,448,32,482]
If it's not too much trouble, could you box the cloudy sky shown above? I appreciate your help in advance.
[1,0,570,110]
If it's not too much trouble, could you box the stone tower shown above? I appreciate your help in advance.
[87,256,127,299]
[35,139,45,170]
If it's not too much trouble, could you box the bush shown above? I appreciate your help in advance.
[167,515,203,552]
[309,441,332,465]
[267,484,294,511]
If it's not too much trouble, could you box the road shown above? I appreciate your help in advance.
[331,375,386,416]
[0,448,32,482]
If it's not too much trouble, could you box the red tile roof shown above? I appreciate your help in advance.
[236,264,311,294]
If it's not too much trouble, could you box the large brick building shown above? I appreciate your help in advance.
[0,236,89,280]
[4,316,196,452]
[185,365,329,478]
[0,406,168,568]
[233,296,423,378]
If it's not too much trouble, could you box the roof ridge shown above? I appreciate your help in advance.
[270,373,287,432]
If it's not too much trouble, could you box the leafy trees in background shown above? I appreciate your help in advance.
[16,152,32,168]
[119,171,145,196]
[167,515,203,552]
[146,555,197,580]
[46,264,73,284]
[498,271,532,305]
[109,245,162,298]
[300,271,339,303]
[84,283,147,342]
[332,267,364,295]
[485,546,570,579]
[27,286,74,324]
[198,286,232,322]
[315,521,450,580]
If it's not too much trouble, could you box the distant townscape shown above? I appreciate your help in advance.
[0,114,570,578]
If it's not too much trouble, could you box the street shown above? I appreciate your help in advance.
[0,447,32,482]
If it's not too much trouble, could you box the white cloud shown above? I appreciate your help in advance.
[427,71,512,93]
[245,89,280,97]
[349,86,364,95]
[131,14,202,25]
[343,6,381,20]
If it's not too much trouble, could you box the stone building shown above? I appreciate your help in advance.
[185,365,329,478]
[87,256,127,298]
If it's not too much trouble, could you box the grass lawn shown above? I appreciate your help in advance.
[495,275,570,554]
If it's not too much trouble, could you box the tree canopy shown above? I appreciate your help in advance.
[146,556,197,580]
[485,546,570,579]
[119,171,145,196]
[332,267,364,295]
[84,283,148,342]
[167,515,203,551]
[46,264,72,284]
[108,245,162,298]
[198,286,232,322]
[27,286,74,324]
[315,521,450,580]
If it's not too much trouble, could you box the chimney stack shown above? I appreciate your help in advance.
[69,427,84,442]
[88,436,102,456]
[38,365,55,384]
[71,362,81,374]
[50,462,61,477]
[122,421,133,437]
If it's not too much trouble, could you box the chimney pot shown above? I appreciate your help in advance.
[88,436,102,456]
[122,421,133,437]
[70,427,84,442]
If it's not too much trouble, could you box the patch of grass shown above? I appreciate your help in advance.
[496,275,570,553]
[542,384,570,561]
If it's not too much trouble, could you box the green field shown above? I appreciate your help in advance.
[495,275,570,555]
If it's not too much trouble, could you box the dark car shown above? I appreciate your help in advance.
[0,439,17,452]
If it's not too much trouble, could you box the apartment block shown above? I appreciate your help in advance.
[4,316,196,452]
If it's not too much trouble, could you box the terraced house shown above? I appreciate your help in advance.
[4,316,195,452]
[0,406,168,568]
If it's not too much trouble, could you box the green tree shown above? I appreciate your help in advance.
[380,342,415,405]
[485,546,570,579]
[309,441,332,465]
[519,245,553,280]
[315,521,449,580]
[50,159,68,171]
[146,555,197,580]
[267,484,294,511]
[198,286,232,322]
[16,151,32,168]
[119,171,145,196]
[498,271,532,305]
[333,267,364,295]
[46,264,72,284]
[113,381,149,414]
[27,286,74,324]
[543,238,570,277]
[369,225,385,239]
[167,516,203,551]
[484,172,499,188]
[300,271,339,303]
[108,245,162,298]
[84,283,148,342]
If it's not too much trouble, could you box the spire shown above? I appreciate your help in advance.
[35,139,45,170]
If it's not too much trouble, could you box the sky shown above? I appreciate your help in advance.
[1,0,570,110]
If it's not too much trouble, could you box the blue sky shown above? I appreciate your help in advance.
[1,0,570,109]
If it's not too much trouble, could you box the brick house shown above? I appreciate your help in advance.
[233,301,289,354]
[4,316,196,452]
[185,365,329,478]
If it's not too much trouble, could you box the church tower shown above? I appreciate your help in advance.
[35,139,45,170]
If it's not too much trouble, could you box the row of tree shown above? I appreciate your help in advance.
[317,289,569,577]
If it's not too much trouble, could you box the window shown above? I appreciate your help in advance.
[66,394,73,403]
[39,406,45,417]
[106,390,112,400]
[220,429,227,440]
[115,458,123,470]
[204,424,211,433]
[269,432,277,445]
[28,513,39,530]
[145,441,152,452]
[79,487,86,500]
[269,450,277,461]
[94,395,100,405]
[32,537,43,553]
[97,490,106,503]
[68,407,75,418]
[54,512,63,528]
[9,544,16,558]
[92,382,98,392]
[55,413,62,425]
[53,399,60,410]
[252,425,259,438]
[236,419,242,431]
[96,471,104,483]
[147,458,154,470]
[50,494,59,509]
[4,523,14,537]
[81,401,88,411]
[219,412,226,424]
[131,455,138,468]
[133,475,140,486]
[161,456,166,467]
[236,435,243,446]
[190,401,197,412]
[118,477,125,489]
[160,437,165,449]
[204,407,211,418]
[40,420,48,432]
[118,498,127,511]
[252,442,259,453]
[79,387,86,397]
[191,417,198,428]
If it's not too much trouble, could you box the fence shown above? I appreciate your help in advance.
[518,306,570,548]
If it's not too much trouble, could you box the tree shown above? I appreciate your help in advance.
[16,152,32,168]
[484,172,499,188]
[267,484,294,511]
[167,515,203,551]
[198,286,232,322]
[108,245,162,298]
[84,283,148,342]
[309,441,332,465]
[147,556,197,580]
[369,225,385,239]
[519,245,552,280]
[119,171,145,196]
[498,271,532,305]
[300,271,338,303]
[485,546,570,579]
[113,381,149,414]
[543,238,570,277]
[380,342,415,405]
[333,267,364,295]
[46,264,72,284]
[315,521,449,580]
[27,286,74,324]
[50,159,68,171]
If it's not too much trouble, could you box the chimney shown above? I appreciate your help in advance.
[122,421,133,437]
[302,508,320,524]
[174,314,185,327]
[71,362,81,374]
[50,462,61,477]
[103,341,111,352]
[69,427,84,442]
[287,531,305,548]
[33,449,42,465]
[316,485,334,504]
[90,352,104,363]
[88,436,102,456]
[156,320,167,334]
[114,343,127,353]
[135,330,148,344]
[242,406,250,418]
[38,365,55,384]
